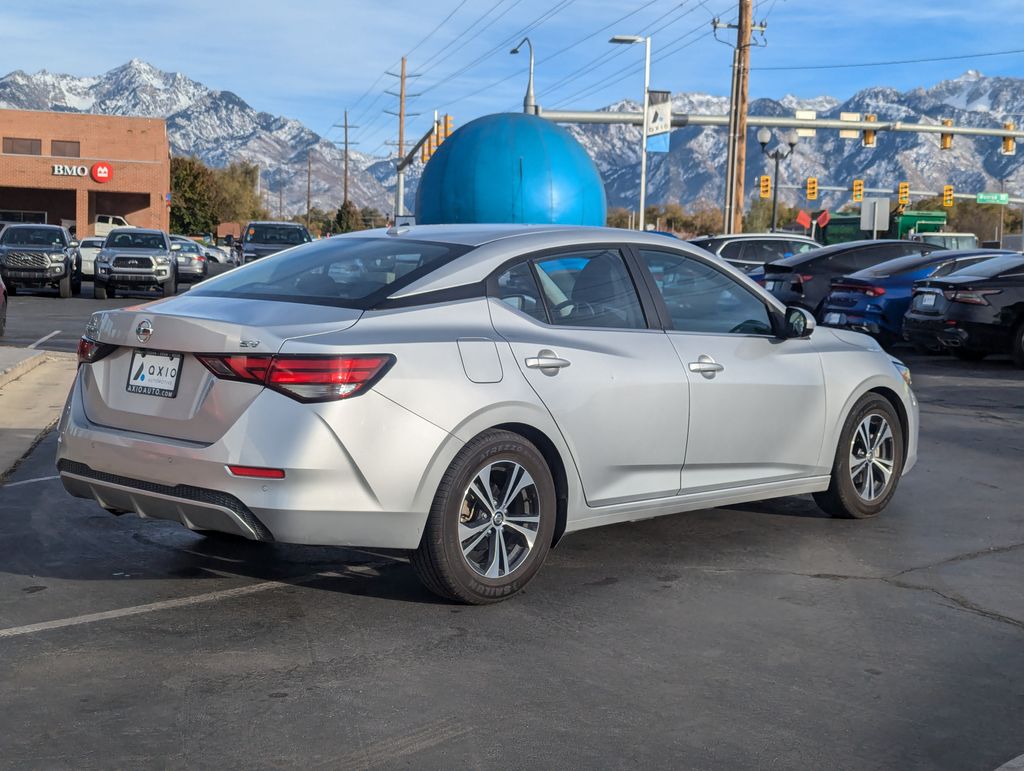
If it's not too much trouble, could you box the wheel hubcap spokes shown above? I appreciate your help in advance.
[849,413,895,502]
[460,461,541,578]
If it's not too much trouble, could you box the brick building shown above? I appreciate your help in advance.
[0,108,170,236]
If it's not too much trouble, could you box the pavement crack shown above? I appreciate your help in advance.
[886,541,1024,580]
[882,578,1024,633]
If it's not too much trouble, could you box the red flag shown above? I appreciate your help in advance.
[817,209,831,228]
[795,210,812,229]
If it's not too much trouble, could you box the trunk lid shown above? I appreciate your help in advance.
[81,296,362,443]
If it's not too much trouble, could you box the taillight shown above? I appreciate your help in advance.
[865,286,886,297]
[76,337,117,366]
[798,274,814,284]
[942,289,1001,305]
[196,354,394,402]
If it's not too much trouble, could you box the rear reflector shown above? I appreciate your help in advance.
[227,465,285,479]
[196,353,395,403]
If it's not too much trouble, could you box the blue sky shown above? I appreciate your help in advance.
[3,0,1023,157]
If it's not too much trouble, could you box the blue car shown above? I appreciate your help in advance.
[820,248,1016,349]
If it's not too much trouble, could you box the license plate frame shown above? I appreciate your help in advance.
[921,293,936,307]
[125,350,183,399]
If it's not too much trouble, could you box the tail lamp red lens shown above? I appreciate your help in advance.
[196,353,395,402]
[77,337,117,366]
[227,465,285,479]
[942,289,1001,305]
[798,274,814,284]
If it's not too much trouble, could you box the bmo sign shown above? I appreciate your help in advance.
[51,162,114,183]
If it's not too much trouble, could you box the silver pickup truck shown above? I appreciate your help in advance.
[0,224,81,298]
[93,228,180,300]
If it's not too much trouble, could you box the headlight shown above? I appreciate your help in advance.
[154,255,170,265]
[49,252,65,263]
[891,359,912,387]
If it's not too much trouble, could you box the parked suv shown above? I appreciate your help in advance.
[93,228,179,299]
[239,221,311,263]
[690,233,820,273]
[0,224,80,298]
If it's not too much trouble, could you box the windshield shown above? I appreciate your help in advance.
[1,227,66,247]
[191,237,468,308]
[105,232,167,250]
[244,224,310,245]
[949,255,1024,278]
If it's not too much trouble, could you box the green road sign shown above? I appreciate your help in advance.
[976,192,1010,205]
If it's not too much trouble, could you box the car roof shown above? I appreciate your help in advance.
[694,233,819,243]
[246,221,308,227]
[107,227,164,236]
[850,249,1015,278]
[4,223,62,230]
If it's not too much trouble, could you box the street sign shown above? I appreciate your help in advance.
[795,110,816,137]
[976,192,1009,205]
[839,112,861,139]
[860,197,890,235]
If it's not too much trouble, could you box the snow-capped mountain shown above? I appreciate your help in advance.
[1,61,1022,217]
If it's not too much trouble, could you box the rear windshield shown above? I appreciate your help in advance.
[948,254,1024,278]
[244,224,310,245]
[105,232,167,250]
[861,254,939,277]
[1,227,66,247]
[190,237,469,308]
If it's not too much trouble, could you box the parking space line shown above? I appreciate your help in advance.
[0,573,330,640]
[28,330,62,349]
[2,475,59,488]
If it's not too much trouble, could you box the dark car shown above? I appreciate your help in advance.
[903,254,1024,365]
[0,224,81,298]
[820,248,1016,349]
[690,232,820,273]
[239,221,311,264]
[759,239,938,314]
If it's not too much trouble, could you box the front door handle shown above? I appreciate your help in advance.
[525,351,571,370]
[688,354,724,379]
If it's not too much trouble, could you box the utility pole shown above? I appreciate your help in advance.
[714,3,766,234]
[385,57,421,218]
[278,186,283,219]
[332,111,360,206]
[306,149,312,227]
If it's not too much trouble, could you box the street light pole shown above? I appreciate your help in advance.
[611,35,652,230]
[757,127,798,232]
[511,38,536,115]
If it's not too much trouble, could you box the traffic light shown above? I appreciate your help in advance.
[862,113,877,148]
[422,133,434,163]
[806,177,818,201]
[852,179,864,202]
[898,181,910,205]
[1002,122,1016,156]
[444,114,454,139]
[759,175,771,199]
[943,184,954,207]
[940,118,953,151]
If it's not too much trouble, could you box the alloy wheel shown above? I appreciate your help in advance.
[459,460,541,579]
[849,413,896,502]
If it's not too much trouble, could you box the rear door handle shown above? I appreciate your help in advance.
[525,352,571,370]
[688,355,724,379]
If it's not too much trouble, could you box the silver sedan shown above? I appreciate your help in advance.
[58,225,919,603]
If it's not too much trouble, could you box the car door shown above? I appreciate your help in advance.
[488,247,689,507]
[634,247,827,492]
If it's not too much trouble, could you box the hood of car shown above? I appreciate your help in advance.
[99,247,169,259]
[0,244,64,253]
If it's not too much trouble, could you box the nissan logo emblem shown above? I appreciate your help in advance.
[135,320,154,344]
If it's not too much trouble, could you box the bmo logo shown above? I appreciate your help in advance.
[91,162,113,183]
[50,162,114,183]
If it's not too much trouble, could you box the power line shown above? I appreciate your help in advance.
[407,0,471,58]
[754,47,1024,71]
[416,0,513,75]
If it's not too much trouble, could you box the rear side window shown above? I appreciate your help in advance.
[949,255,1024,278]
[532,249,646,329]
[191,237,467,308]
[494,262,546,323]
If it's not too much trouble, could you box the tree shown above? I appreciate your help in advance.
[359,206,388,229]
[210,161,268,224]
[295,207,335,237]
[169,156,217,234]
[335,200,361,233]
[606,207,631,229]
[916,196,1022,242]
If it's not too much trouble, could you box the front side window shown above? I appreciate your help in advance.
[191,237,466,308]
[532,249,646,329]
[639,249,774,336]
[0,227,66,247]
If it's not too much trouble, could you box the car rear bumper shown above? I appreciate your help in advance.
[55,373,451,549]
[904,313,1010,352]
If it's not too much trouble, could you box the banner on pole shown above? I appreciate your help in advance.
[645,90,671,153]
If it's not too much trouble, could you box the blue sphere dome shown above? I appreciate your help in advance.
[415,112,606,226]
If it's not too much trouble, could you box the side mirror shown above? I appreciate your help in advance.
[784,306,815,338]
[69,240,79,249]
[170,243,182,251]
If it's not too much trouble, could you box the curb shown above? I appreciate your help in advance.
[0,350,46,390]
[997,753,1024,770]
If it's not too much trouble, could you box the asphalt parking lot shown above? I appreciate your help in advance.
[0,346,1022,769]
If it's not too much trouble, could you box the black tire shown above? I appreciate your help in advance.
[1011,321,1024,369]
[814,394,905,519]
[411,429,557,604]
[93,283,108,300]
[58,273,72,299]
[875,330,896,350]
[952,348,986,362]
[161,271,177,297]
[72,276,82,296]
[0,301,6,337]
[6,283,16,297]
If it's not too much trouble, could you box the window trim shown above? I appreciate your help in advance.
[485,243,663,332]
[626,244,786,339]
